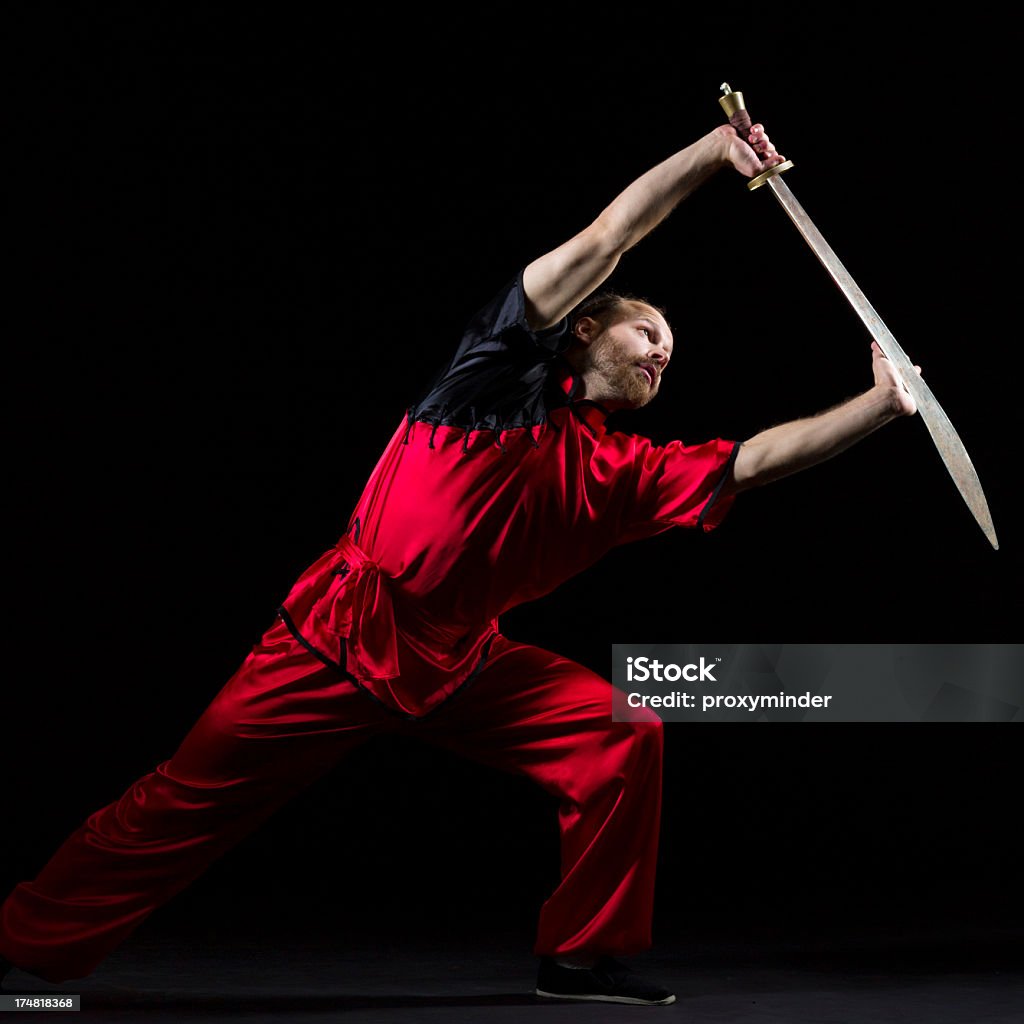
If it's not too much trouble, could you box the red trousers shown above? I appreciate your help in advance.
[0,618,664,983]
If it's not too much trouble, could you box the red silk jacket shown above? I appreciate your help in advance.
[278,271,740,718]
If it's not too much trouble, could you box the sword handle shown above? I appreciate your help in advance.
[718,82,757,143]
[718,83,794,191]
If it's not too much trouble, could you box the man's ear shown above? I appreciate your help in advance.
[574,316,601,346]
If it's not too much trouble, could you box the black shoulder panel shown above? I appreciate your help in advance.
[409,271,574,432]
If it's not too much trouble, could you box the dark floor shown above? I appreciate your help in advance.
[4,924,1022,1022]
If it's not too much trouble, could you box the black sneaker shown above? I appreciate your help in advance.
[535,955,676,1006]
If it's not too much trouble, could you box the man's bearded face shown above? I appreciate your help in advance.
[587,334,661,408]
[578,303,673,410]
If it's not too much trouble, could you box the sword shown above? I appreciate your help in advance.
[718,84,999,551]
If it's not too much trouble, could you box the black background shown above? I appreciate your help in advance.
[5,5,1021,955]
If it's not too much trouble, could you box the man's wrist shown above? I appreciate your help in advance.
[706,126,735,170]
[870,383,909,420]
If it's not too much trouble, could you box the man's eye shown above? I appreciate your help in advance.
[639,327,650,337]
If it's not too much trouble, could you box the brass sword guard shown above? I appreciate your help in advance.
[746,160,795,191]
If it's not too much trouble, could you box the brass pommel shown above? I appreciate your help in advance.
[718,82,746,119]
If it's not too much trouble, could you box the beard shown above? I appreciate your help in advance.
[585,336,658,409]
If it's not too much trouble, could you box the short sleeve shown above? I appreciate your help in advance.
[623,435,741,538]
[453,268,571,363]
[409,270,572,425]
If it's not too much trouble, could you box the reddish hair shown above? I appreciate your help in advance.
[570,291,670,335]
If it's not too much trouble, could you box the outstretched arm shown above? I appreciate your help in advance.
[725,343,921,493]
[522,124,786,330]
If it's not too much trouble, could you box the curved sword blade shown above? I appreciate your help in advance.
[766,175,998,550]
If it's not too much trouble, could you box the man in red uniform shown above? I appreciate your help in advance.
[0,121,918,1005]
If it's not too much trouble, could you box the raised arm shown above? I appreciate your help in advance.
[521,124,785,330]
[724,343,921,494]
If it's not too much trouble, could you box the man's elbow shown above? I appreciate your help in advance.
[589,212,632,259]
[728,442,768,492]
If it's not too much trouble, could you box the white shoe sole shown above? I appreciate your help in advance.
[536,987,676,1006]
